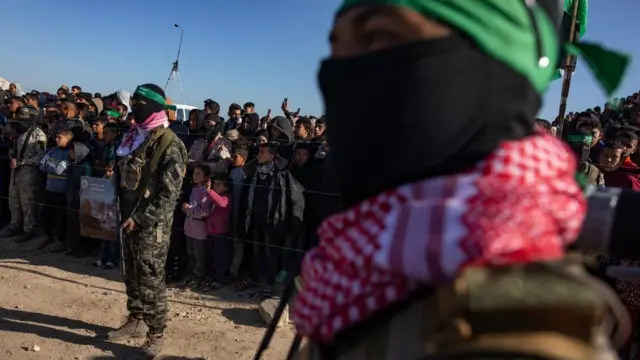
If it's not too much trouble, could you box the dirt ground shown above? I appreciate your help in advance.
[0,238,295,360]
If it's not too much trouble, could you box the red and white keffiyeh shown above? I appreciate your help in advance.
[292,133,586,342]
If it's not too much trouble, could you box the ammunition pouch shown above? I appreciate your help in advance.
[298,256,629,360]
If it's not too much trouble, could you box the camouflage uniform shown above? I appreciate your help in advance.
[6,126,46,236]
[119,128,187,335]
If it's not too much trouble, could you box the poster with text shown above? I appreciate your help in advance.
[79,176,118,241]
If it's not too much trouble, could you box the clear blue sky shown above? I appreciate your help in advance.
[0,0,637,120]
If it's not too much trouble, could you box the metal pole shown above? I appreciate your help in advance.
[555,0,580,139]
[164,24,184,92]
[174,24,184,72]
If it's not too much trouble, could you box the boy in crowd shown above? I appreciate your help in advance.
[39,128,73,251]
[94,162,117,268]
[615,130,639,167]
[236,142,304,299]
[65,139,92,257]
[227,145,248,281]
[294,118,313,142]
[576,117,605,164]
[566,129,604,186]
[94,122,118,178]
[598,141,640,190]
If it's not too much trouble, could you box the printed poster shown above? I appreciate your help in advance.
[79,176,118,241]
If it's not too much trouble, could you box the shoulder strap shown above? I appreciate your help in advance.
[135,127,175,201]
[17,128,36,161]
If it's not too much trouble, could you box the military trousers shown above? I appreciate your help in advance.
[8,166,41,234]
[122,222,170,334]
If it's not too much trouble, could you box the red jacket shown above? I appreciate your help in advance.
[205,191,231,235]
[604,170,640,191]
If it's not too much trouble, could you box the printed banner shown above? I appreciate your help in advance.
[79,176,118,241]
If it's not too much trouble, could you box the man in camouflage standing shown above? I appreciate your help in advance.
[106,83,187,358]
[0,106,46,242]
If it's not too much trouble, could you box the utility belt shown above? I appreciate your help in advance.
[296,256,629,360]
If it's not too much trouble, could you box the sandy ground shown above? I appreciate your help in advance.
[0,238,294,360]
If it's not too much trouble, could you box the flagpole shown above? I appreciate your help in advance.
[555,0,581,139]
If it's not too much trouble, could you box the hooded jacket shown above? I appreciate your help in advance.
[238,155,304,236]
[66,142,91,206]
[239,113,260,138]
[268,116,294,161]
[205,113,225,142]
[116,90,131,113]
[186,109,206,157]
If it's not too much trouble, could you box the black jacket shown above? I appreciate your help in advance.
[238,156,304,237]
[66,142,91,207]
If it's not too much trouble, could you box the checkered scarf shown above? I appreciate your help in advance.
[292,133,586,341]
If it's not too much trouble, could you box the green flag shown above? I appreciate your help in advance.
[555,0,629,96]
[564,0,588,38]
[556,0,588,74]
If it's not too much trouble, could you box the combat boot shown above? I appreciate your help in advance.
[35,235,52,250]
[14,232,36,243]
[0,227,21,239]
[107,315,148,341]
[140,332,165,358]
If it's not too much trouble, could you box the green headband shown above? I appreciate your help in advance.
[567,133,592,145]
[134,86,166,106]
[337,0,629,96]
[105,109,121,118]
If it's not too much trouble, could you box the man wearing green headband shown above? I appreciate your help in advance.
[109,83,187,357]
[567,128,604,186]
[291,1,629,359]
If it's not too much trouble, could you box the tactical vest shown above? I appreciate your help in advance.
[296,257,628,360]
[118,127,175,219]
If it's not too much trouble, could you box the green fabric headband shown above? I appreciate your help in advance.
[337,0,629,97]
[134,86,166,106]
[105,110,121,118]
[567,133,592,145]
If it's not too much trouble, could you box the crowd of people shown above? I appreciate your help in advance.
[537,93,640,191]
[2,79,640,357]
[4,0,640,359]
[0,83,332,295]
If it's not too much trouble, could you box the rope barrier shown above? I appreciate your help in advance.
[0,155,343,197]
[0,194,307,254]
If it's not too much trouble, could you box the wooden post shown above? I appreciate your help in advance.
[555,0,581,139]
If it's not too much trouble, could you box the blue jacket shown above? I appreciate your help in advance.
[39,146,71,193]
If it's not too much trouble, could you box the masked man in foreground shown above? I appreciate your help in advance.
[292,1,630,359]
[107,83,187,357]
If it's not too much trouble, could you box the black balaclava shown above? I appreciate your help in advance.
[131,83,165,124]
[320,36,540,208]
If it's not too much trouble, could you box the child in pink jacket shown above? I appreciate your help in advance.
[204,174,232,290]
[182,164,212,288]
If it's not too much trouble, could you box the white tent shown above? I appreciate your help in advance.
[0,76,10,90]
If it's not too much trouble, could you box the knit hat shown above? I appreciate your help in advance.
[92,98,104,115]
[336,0,629,96]
[225,129,240,141]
